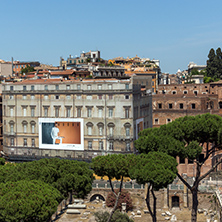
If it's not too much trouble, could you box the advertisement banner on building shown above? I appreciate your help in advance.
[39,118,84,150]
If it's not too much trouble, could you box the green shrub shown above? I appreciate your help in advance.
[94,210,133,222]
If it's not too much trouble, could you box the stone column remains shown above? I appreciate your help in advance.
[163,187,169,210]
[183,174,188,208]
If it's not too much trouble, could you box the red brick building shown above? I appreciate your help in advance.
[153,82,222,176]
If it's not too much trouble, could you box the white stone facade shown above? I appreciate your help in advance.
[2,78,152,160]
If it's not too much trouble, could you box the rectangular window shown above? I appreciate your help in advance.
[66,95,71,100]
[44,95,48,100]
[44,107,48,117]
[98,95,102,100]
[99,126,103,136]
[23,108,27,117]
[88,126,92,135]
[109,127,113,136]
[87,85,91,90]
[77,84,81,90]
[126,142,130,151]
[87,95,92,100]
[9,95,14,100]
[55,85,59,90]
[180,103,184,109]
[125,84,129,89]
[125,95,129,99]
[55,95,59,99]
[55,107,59,118]
[88,141,92,150]
[10,86,13,91]
[10,138,14,146]
[98,84,102,90]
[31,139,35,147]
[31,85,34,91]
[154,118,158,124]
[126,127,130,136]
[77,108,81,117]
[87,108,92,117]
[108,108,113,117]
[108,84,112,89]
[192,103,196,109]
[66,107,71,117]
[23,95,27,100]
[168,104,173,109]
[24,138,27,147]
[158,103,162,109]
[23,125,27,133]
[167,118,171,123]
[109,95,113,100]
[23,86,27,91]
[109,141,114,151]
[10,108,13,117]
[125,109,129,118]
[99,141,103,150]
[98,108,102,118]
[179,157,185,164]
[31,125,35,134]
[31,107,35,117]
[66,85,70,90]
[31,95,35,100]
[45,85,48,90]
[77,95,81,100]
[10,124,14,133]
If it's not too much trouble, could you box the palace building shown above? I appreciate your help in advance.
[2,77,152,161]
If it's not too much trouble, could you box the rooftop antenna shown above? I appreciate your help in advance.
[11,57,13,76]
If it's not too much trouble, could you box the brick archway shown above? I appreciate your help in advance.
[90,193,106,202]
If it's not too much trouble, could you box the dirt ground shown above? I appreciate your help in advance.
[54,200,215,222]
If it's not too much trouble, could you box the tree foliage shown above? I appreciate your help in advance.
[0,180,61,222]
[0,158,5,166]
[20,65,35,75]
[206,47,222,81]
[129,152,177,222]
[92,154,134,222]
[135,114,222,222]
[0,158,94,199]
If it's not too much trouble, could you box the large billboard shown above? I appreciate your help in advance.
[39,118,84,150]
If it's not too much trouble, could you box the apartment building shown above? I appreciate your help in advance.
[13,61,40,75]
[2,78,152,160]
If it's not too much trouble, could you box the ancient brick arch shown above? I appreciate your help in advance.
[87,189,110,202]
[90,194,105,202]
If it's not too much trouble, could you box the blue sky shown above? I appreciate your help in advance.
[1,0,222,74]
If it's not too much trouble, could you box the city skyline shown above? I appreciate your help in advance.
[0,0,222,73]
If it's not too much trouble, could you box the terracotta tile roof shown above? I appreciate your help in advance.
[125,71,156,74]
[50,70,74,75]
[9,79,66,84]
[210,80,222,84]
[26,74,35,78]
